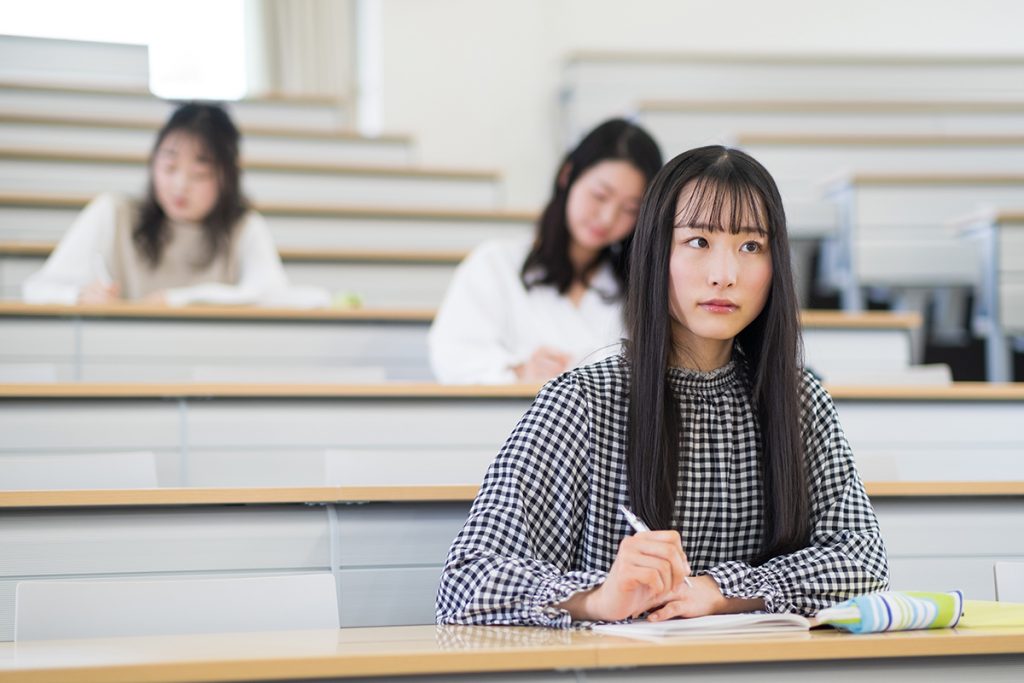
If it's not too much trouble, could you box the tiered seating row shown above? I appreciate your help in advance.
[0,149,503,208]
[0,304,927,383]
[0,383,1022,638]
[565,51,1024,140]
[0,114,414,165]
[0,192,536,250]
[0,242,467,308]
[960,211,1024,380]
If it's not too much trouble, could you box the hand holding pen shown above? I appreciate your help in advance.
[619,505,693,588]
[78,254,121,305]
[556,502,694,622]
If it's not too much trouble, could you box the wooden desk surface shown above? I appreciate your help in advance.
[2,381,1023,401]
[737,132,1024,146]
[0,301,436,323]
[0,79,343,106]
[0,113,412,144]
[0,190,538,222]
[638,98,1024,114]
[0,481,1021,509]
[0,624,1021,683]
[995,211,1024,224]
[0,241,468,264]
[844,172,1024,186]
[0,301,921,330]
[0,147,501,181]
[0,382,542,399]
[567,50,1024,66]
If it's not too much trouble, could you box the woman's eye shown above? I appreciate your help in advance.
[685,237,709,249]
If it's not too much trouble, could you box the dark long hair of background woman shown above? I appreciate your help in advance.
[521,119,662,295]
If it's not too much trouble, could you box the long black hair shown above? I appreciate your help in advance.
[521,119,662,295]
[134,102,248,267]
[624,145,808,563]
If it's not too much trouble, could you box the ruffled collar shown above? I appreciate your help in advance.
[666,359,741,394]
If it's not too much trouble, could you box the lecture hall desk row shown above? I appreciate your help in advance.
[1,622,1023,683]
[0,78,352,133]
[0,241,466,309]
[1,382,1022,637]
[637,99,1024,152]
[0,147,503,210]
[564,50,1024,141]
[0,112,415,166]
[0,482,1021,639]
[2,379,1017,487]
[0,302,930,384]
[959,210,1024,381]
[0,191,536,251]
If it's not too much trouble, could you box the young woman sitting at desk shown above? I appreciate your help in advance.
[428,119,663,383]
[436,146,889,627]
[23,103,294,307]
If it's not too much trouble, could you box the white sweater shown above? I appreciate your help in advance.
[22,193,300,307]
[428,238,626,384]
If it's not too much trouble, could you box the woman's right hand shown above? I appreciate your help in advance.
[559,530,691,622]
[78,280,121,305]
[513,347,572,382]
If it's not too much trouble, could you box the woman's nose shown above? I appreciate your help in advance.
[708,249,738,287]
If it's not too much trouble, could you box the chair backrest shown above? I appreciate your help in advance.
[994,562,1024,602]
[0,451,158,489]
[14,573,339,641]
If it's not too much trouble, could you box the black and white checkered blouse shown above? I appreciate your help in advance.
[436,354,889,627]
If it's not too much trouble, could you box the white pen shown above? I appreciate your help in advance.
[618,504,693,588]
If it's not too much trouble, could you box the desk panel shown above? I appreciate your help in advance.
[0,312,921,384]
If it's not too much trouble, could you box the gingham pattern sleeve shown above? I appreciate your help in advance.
[704,371,890,615]
[436,372,607,626]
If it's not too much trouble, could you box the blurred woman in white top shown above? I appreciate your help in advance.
[22,102,306,307]
[429,119,663,383]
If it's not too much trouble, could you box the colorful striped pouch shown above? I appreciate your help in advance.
[816,590,964,634]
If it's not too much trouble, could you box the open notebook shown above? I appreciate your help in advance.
[593,613,813,639]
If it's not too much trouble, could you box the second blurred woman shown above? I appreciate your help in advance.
[429,119,662,383]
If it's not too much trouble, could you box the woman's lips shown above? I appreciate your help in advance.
[699,300,738,313]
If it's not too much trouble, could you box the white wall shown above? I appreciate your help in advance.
[370,0,1024,208]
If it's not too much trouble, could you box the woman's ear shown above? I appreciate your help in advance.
[557,162,573,190]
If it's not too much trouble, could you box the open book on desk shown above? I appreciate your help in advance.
[592,613,814,639]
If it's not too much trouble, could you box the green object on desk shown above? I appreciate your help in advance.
[960,600,1024,628]
[816,590,963,633]
[332,291,363,308]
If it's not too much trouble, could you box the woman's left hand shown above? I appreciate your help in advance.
[645,574,765,622]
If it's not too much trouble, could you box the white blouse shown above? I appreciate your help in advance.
[21,193,311,307]
[428,238,626,383]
